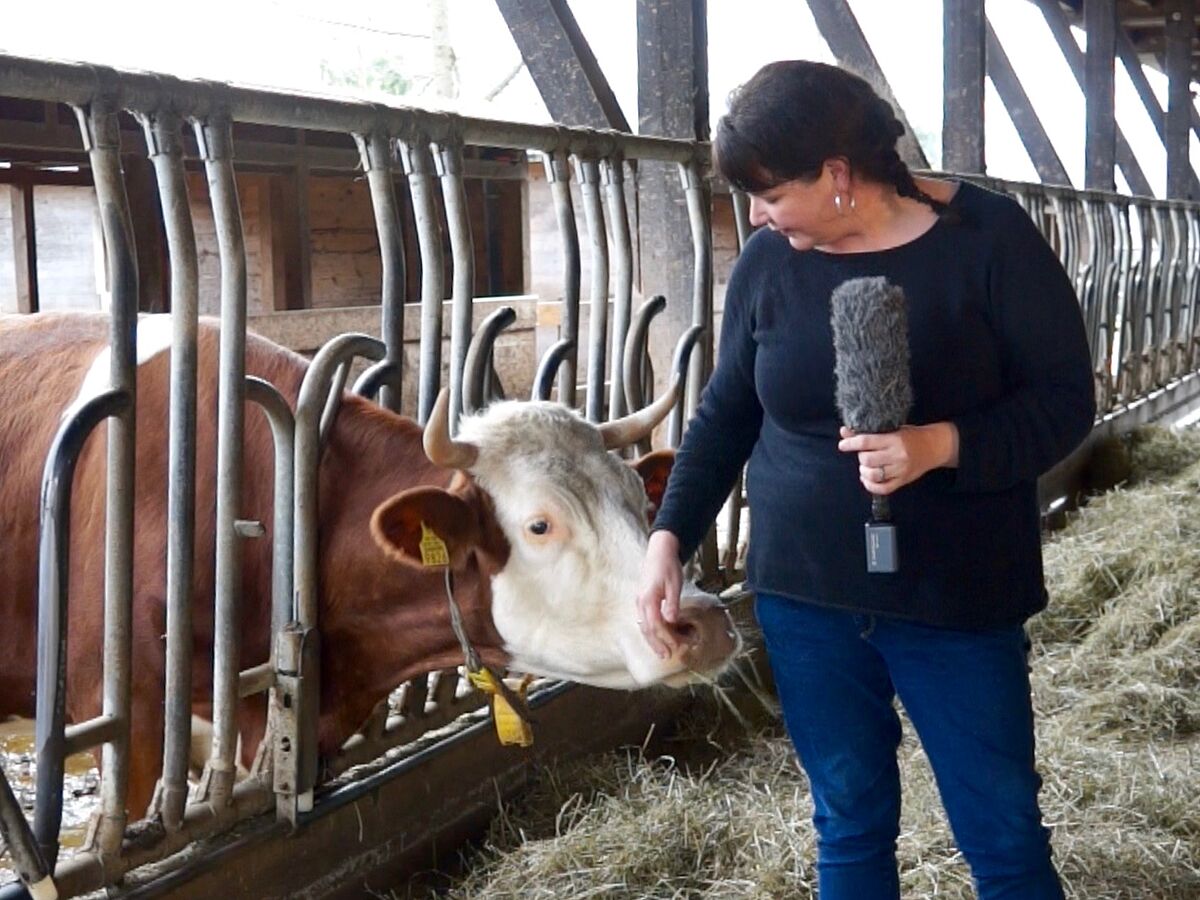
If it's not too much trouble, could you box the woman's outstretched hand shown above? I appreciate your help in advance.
[838,422,960,495]
[636,530,684,659]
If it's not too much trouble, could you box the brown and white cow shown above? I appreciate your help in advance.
[0,312,738,817]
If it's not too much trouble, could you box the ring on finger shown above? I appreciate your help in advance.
[876,465,886,482]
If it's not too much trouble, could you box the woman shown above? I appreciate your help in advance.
[636,61,1094,900]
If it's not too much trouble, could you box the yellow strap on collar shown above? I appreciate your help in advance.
[468,669,534,747]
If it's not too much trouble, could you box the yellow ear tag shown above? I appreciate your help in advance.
[468,670,534,747]
[419,522,450,568]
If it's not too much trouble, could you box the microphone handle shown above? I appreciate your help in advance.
[871,493,891,523]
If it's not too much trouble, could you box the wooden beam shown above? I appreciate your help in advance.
[7,183,37,313]
[294,137,313,310]
[943,0,987,173]
[804,0,929,168]
[1166,0,1197,198]
[493,0,630,130]
[1033,0,1154,195]
[986,19,1072,186]
[635,0,708,399]
[1086,0,1118,190]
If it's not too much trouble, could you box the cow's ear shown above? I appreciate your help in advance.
[630,448,675,525]
[371,487,480,570]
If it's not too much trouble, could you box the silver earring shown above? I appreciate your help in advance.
[834,193,843,214]
[849,194,857,211]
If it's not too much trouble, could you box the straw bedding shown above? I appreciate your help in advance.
[400,426,1200,899]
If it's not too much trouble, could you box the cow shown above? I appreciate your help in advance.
[0,312,738,819]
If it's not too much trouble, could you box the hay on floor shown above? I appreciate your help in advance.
[407,426,1200,900]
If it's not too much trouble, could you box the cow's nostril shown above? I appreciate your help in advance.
[672,620,698,644]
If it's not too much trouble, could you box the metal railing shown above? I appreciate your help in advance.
[0,52,713,899]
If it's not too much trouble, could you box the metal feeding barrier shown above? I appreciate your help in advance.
[3,48,1200,900]
[0,52,716,899]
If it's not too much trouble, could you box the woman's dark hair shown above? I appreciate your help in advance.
[715,60,952,218]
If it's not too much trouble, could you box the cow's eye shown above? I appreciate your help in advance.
[528,519,550,536]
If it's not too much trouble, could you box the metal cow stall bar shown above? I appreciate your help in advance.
[0,53,715,899]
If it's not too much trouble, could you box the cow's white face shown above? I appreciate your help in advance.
[456,401,738,688]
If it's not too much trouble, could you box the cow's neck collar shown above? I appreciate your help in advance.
[438,565,534,744]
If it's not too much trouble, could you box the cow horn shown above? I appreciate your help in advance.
[597,376,682,450]
[423,388,479,470]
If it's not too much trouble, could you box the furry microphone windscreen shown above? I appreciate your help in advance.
[830,276,913,433]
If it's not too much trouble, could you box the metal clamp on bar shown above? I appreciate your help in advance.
[433,134,475,433]
[272,624,319,826]
[577,156,610,423]
[601,153,634,422]
[544,146,582,408]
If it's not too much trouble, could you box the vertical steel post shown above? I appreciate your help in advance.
[399,137,444,424]
[73,94,139,857]
[678,159,712,427]
[1166,0,1196,200]
[546,148,581,407]
[1085,0,1117,191]
[435,135,475,431]
[578,156,609,422]
[140,105,200,832]
[355,129,406,412]
[193,110,248,809]
[603,155,633,421]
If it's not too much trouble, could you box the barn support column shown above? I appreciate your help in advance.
[1085,0,1118,191]
[985,20,1071,185]
[1115,24,1200,197]
[1033,0,1153,195]
[635,0,707,396]
[943,0,986,174]
[1166,0,1197,199]
[493,0,629,129]
[6,182,37,313]
[805,0,929,168]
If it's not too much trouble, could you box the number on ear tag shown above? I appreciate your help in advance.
[419,522,450,568]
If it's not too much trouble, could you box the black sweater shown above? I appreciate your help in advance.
[654,181,1096,629]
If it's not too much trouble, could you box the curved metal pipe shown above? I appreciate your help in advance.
[194,110,249,810]
[622,295,667,416]
[546,150,581,408]
[531,339,575,402]
[436,138,475,432]
[245,377,295,645]
[319,360,352,447]
[681,161,714,421]
[139,104,200,832]
[731,189,752,250]
[603,156,633,422]
[354,129,406,412]
[578,157,609,422]
[667,324,706,447]
[72,95,139,855]
[35,388,131,868]
[398,137,444,425]
[463,305,516,415]
[353,360,403,402]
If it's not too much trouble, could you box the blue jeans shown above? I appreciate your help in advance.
[755,592,1063,900]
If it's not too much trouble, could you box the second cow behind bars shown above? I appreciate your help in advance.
[0,312,739,819]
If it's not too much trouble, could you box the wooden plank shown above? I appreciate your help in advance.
[985,19,1072,186]
[1032,0,1154,196]
[258,174,287,311]
[494,0,630,129]
[943,0,987,174]
[804,0,930,169]
[295,138,314,310]
[1086,0,1118,190]
[1166,0,1197,198]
